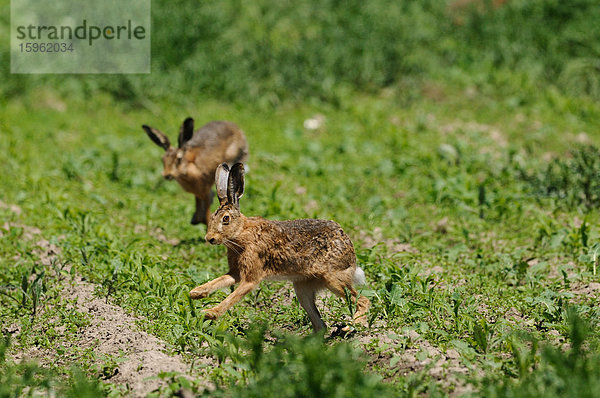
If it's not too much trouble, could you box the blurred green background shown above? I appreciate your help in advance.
[2,0,599,105]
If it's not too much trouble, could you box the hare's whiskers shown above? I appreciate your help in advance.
[223,239,241,255]
[225,239,243,251]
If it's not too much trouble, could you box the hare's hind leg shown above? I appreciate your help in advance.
[190,274,237,299]
[293,281,326,332]
[353,295,370,325]
[324,274,370,326]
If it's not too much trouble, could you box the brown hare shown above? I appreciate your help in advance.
[190,163,370,331]
[142,118,248,225]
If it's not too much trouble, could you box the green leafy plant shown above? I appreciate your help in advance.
[206,325,391,398]
[520,145,600,209]
[481,310,600,398]
[0,338,105,398]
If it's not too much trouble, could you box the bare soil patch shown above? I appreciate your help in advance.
[134,224,181,246]
[357,327,474,396]
[356,227,418,254]
[570,281,600,298]
[1,222,41,239]
[6,216,209,396]
[64,274,200,396]
[0,200,22,215]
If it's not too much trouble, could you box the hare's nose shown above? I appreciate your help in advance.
[164,174,174,180]
[205,235,216,244]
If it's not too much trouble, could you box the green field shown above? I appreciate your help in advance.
[2,0,600,397]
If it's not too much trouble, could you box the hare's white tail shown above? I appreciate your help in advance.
[353,267,366,285]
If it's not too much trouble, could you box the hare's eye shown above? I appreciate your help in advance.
[222,215,230,225]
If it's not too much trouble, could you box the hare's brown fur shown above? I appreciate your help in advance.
[191,164,369,331]
[142,119,248,225]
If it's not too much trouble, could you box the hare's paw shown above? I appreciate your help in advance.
[330,324,356,338]
[352,313,369,327]
[352,296,370,326]
[202,308,220,320]
[190,286,210,299]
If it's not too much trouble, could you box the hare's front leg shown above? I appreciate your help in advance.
[190,274,237,299]
[203,280,258,320]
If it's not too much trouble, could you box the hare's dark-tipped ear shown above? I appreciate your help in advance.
[227,163,245,207]
[142,125,170,150]
[178,117,194,148]
[215,163,230,205]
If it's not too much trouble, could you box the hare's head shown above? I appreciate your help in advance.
[205,163,245,245]
[142,117,196,181]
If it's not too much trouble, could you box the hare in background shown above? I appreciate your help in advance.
[142,118,248,225]
[190,163,370,331]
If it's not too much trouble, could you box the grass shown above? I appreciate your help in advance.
[3,0,600,395]
[1,78,599,396]
[0,338,104,397]
[3,0,600,104]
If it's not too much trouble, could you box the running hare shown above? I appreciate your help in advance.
[142,118,248,225]
[190,163,370,331]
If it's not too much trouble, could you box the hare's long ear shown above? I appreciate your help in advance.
[215,163,230,205]
[227,163,245,207]
[178,117,194,148]
[142,125,170,150]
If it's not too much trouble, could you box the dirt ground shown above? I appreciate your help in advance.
[3,219,210,397]
[63,274,198,396]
